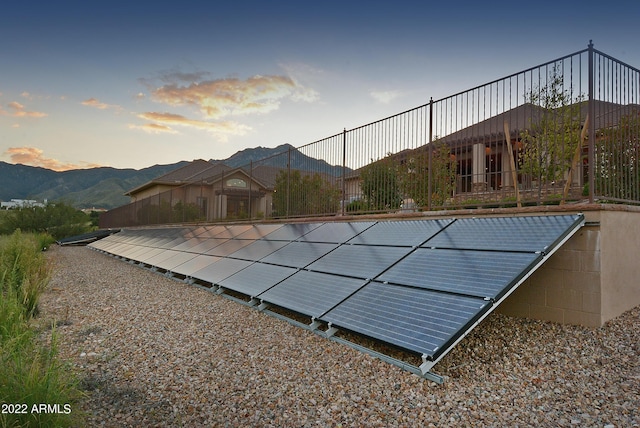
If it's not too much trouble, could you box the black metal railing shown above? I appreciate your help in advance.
[100,42,640,228]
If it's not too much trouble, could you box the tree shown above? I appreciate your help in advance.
[272,170,340,217]
[0,202,91,239]
[594,113,640,201]
[520,66,584,187]
[359,155,402,211]
[400,141,456,208]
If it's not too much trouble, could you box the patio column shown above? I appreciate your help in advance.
[472,143,487,192]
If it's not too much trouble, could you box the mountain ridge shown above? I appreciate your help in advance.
[0,144,346,209]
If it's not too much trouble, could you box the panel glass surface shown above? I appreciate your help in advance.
[171,254,221,276]
[187,238,229,254]
[378,248,541,299]
[235,224,284,239]
[218,263,297,297]
[260,242,338,268]
[423,214,584,253]
[227,240,289,261]
[306,245,413,279]
[296,222,375,243]
[346,219,453,246]
[259,271,368,318]
[191,258,253,285]
[206,239,256,256]
[259,223,323,241]
[213,225,254,239]
[155,251,200,271]
[320,281,489,358]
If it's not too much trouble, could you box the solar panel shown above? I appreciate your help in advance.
[306,245,413,279]
[259,223,323,241]
[296,222,375,243]
[205,239,255,256]
[227,240,289,261]
[260,242,338,268]
[88,214,585,381]
[378,248,542,299]
[320,281,490,359]
[218,263,297,297]
[423,214,584,253]
[171,254,221,277]
[191,258,253,285]
[347,219,453,246]
[258,270,368,318]
[235,224,284,239]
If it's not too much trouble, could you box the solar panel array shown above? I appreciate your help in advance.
[89,214,584,378]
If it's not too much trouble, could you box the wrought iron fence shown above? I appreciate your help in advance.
[100,41,640,228]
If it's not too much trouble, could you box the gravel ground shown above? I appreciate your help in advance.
[37,245,639,427]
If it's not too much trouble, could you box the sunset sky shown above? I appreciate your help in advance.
[1,1,639,171]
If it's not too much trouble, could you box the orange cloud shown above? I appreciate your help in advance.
[151,75,316,119]
[1,101,47,118]
[128,122,178,134]
[81,97,120,110]
[4,147,102,171]
[136,112,250,140]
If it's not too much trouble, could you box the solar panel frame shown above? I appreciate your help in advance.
[259,242,339,268]
[217,263,297,297]
[346,219,453,247]
[423,214,585,253]
[190,258,254,285]
[171,254,222,277]
[258,270,369,318]
[377,248,542,300]
[296,221,375,243]
[320,281,490,359]
[306,244,414,280]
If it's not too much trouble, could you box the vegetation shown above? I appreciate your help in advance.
[272,170,341,217]
[399,141,456,208]
[0,202,92,240]
[594,113,640,201]
[359,156,402,212]
[0,231,82,427]
[519,66,584,186]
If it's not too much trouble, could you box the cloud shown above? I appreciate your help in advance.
[1,101,47,118]
[81,97,120,110]
[370,90,401,104]
[150,74,316,119]
[128,122,177,134]
[4,147,102,171]
[135,112,251,141]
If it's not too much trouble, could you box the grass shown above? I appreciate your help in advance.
[0,230,83,427]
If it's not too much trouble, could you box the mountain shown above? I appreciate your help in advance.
[213,143,346,176]
[0,144,348,210]
[0,161,188,209]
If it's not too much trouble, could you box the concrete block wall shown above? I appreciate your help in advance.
[497,207,640,327]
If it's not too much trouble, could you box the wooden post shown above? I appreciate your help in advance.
[561,114,589,205]
[503,121,522,208]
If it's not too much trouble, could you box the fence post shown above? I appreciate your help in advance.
[587,40,595,203]
[249,160,253,219]
[286,146,291,218]
[342,128,347,216]
[428,97,433,210]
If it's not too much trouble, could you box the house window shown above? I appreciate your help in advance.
[226,178,247,188]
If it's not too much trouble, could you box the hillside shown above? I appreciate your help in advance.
[0,144,347,210]
[0,161,188,209]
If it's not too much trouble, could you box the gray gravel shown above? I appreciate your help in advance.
[38,246,639,427]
